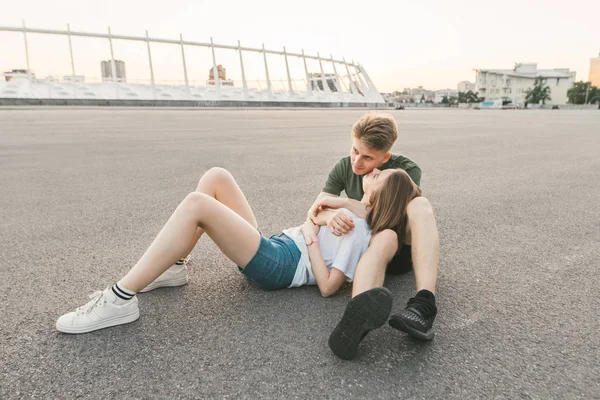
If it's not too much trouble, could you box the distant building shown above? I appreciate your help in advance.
[209,64,226,81]
[381,92,397,104]
[435,89,459,103]
[474,63,576,105]
[207,64,233,86]
[457,81,475,92]
[589,53,600,87]
[402,86,435,102]
[3,69,34,81]
[385,87,437,103]
[101,60,126,82]
[308,73,339,92]
[407,86,428,97]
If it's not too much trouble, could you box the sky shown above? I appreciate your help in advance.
[1,0,599,92]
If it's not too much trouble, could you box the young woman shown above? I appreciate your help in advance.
[56,167,421,334]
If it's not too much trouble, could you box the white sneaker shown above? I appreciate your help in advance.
[139,256,190,293]
[56,287,140,334]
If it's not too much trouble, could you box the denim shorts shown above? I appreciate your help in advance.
[240,233,301,290]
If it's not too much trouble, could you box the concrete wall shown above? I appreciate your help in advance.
[0,98,389,108]
[527,103,598,110]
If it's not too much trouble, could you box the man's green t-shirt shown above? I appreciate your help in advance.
[322,154,421,201]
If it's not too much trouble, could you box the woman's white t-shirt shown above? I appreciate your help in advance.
[282,209,372,288]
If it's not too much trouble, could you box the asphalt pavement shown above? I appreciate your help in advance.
[0,108,598,399]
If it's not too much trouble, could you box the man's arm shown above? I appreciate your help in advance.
[308,156,346,220]
[307,192,338,221]
[339,198,368,219]
[309,158,353,234]
[311,197,368,220]
[309,196,369,236]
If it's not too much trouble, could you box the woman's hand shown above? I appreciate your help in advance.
[302,219,320,240]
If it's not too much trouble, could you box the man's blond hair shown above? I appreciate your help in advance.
[351,114,398,152]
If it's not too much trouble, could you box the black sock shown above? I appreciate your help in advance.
[407,289,437,317]
[415,289,435,303]
[414,289,437,315]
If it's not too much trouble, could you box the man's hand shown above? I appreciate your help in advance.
[312,197,348,216]
[312,197,355,236]
[327,211,355,236]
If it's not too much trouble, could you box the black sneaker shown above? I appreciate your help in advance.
[389,291,437,341]
[328,287,393,360]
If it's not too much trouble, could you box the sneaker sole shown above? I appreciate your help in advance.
[388,315,434,341]
[139,275,189,293]
[328,287,393,360]
[56,309,140,334]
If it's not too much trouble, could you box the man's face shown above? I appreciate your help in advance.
[350,137,391,176]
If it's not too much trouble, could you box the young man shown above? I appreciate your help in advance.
[308,114,440,360]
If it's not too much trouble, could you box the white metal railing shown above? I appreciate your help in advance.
[0,22,383,102]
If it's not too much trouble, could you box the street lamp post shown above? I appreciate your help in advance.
[584,82,590,104]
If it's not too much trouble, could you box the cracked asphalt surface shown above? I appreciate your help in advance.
[1,108,599,399]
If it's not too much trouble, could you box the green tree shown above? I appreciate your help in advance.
[567,81,600,104]
[441,96,449,104]
[458,90,482,103]
[465,90,481,103]
[525,78,552,105]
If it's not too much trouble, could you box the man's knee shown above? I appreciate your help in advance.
[370,229,399,258]
[406,196,434,220]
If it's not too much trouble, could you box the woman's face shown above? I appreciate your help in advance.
[363,168,394,197]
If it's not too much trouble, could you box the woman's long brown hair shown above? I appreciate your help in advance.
[366,169,422,247]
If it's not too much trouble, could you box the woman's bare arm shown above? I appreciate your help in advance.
[301,222,347,297]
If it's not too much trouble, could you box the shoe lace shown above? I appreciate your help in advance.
[406,296,436,319]
[75,290,106,316]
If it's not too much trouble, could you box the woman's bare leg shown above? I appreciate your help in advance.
[182,167,258,257]
[120,192,261,292]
